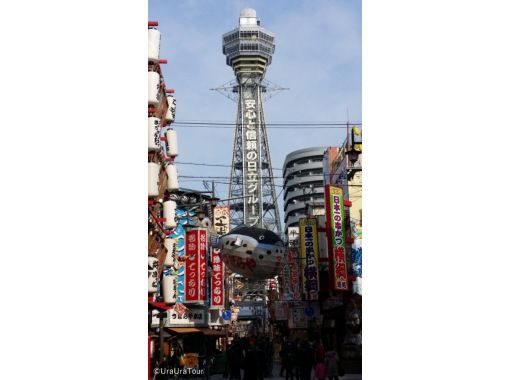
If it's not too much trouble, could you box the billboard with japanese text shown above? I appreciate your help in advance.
[210,248,224,309]
[213,206,230,235]
[198,229,207,302]
[184,229,207,303]
[325,185,349,291]
[299,218,319,300]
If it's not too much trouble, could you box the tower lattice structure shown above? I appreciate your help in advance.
[222,8,282,236]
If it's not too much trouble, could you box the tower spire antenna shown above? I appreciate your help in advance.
[221,8,282,236]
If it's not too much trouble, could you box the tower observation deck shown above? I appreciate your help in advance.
[222,8,282,236]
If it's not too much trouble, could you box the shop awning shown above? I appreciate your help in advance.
[167,327,202,334]
[198,328,226,337]
[166,327,225,336]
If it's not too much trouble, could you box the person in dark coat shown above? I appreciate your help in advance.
[227,340,244,380]
[242,337,259,380]
[296,341,314,380]
[324,347,342,380]
[255,341,266,380]
[281,340,297,380]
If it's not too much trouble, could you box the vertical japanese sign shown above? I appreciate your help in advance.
[184,230,199,303]
[213,206,230,235]
[242,91,261,226]
[281,258,292,300]
[325,185,349,291]
[288,227,299,248]
[287,248,301,300]
[198,229,207,303]
[211,207,226,308]
[210,248,224,309]
[299,218,320,300]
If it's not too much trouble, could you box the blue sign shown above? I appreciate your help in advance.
[304,307,314,317]
[222,310,232,320]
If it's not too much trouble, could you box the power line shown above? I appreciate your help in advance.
[174,161,283,170]
[171,121,362,129]
[174,121,361,125]
[178,174,361,186]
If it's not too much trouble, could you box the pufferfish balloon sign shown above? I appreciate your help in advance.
[217,225,286,280]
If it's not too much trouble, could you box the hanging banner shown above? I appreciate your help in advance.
[213,206,230,235]
[287,248,301,300]
[287,227,299,247]
[299,218,320,300]
[325,185,349,291]
[198,229,207,303]
[281,259,292,300]
[184,230,199,303]
[210,248,224,309]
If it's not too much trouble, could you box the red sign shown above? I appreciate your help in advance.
[185,230,199,302]
[288,248,301,300]
[210,248,224,309]
[198,229,207,302]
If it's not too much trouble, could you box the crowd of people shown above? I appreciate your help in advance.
[223,335,343,380]
[277,337,343,380]
[225,335,274,380]
[153,335,344,380]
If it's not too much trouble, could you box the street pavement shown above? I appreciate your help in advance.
[207,363,361,380]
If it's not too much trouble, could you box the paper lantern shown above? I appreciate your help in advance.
[166,129,178,157]
[163,200,177,229]
[148,117,161,151]
[148,162,161,197]
[164,238,175,266]
[148,257,159,293]
[162,271,177,304]
[165,164,179,191]
[148,28,161,63]
[165,95,176,122]
[148,72,160,106]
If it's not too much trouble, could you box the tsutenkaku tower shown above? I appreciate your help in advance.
[222,8,282,236]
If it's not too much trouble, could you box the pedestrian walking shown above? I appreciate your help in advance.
[296,340,314,380]
[324,347,343,380]
[242,336,259,380]
[226,339,244,380]
[273,337,282,364]
[313,361,327,380]
[280,340,297,380]
[314,338,325,364]
[256,340,267,380]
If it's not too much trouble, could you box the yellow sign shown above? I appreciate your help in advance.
[213,206,230,235]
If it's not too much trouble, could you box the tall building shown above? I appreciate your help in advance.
[223,8,281,235]
[283,147,327,232]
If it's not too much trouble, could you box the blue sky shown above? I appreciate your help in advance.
[149,0,361,211]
